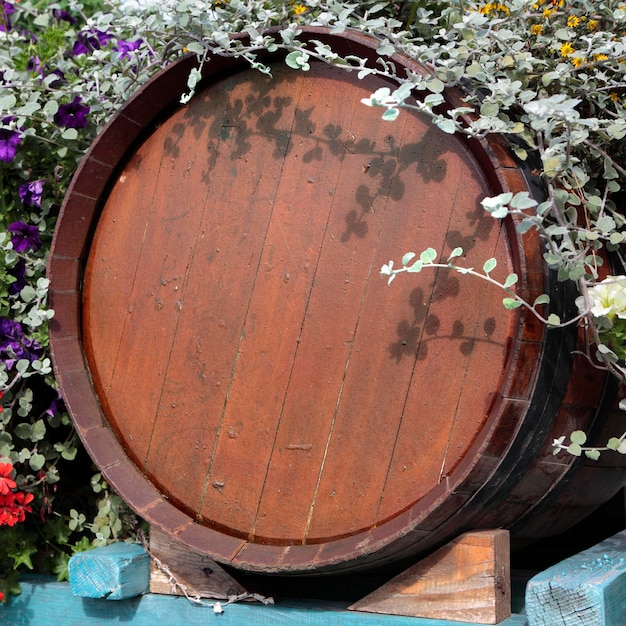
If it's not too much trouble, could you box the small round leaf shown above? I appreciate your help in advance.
[402,252,416,266]
[483,258,497,274]
[503,297,522,310]
[566,443,582,456]
[420,248,437,263]
[503,273,518,289]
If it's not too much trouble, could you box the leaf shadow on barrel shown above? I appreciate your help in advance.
[388,275,475,364]
[388,222,503,365]
[157,66,461,250]
[388,275,503,364]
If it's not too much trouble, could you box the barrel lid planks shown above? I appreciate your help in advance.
[48,28,622,574]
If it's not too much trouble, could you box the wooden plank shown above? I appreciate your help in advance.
[196,64,352,537]
[6,574,529,625]
[68,543,150,599]
[149,527,247,599]
[350,530,510,624]
[525,529,626,626]
[250,68,401,544]
[140,69,291,510]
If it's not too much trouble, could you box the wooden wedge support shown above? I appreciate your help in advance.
[149,526,248,599]
[349,530,511,624]
[68,542,150,600]
[525,529,626,626]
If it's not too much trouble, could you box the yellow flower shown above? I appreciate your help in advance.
[530,24,543,35]
[567,15,580,28]
[293,3,306,14]
[543,7,555,18]
[587,19,599,31]
[610,92,620,102]
[594,53,608,62]
[560,42,575,57]
[480,2,510,15]
[571,56,584,67]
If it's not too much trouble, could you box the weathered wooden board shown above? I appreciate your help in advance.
[5,575,529,626]
[68,543,150,600]
[149,527,247,599]
[350,530,510,624]
[525,529,626,625]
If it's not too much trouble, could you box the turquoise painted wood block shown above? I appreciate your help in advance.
[525,530,626,626]
[5,576,529,626]
[68,542,150,600]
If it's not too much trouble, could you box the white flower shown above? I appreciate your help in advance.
[552,436,566,455]
[380,260,394,275]
[380,260,396,284]
[583,276,626,322]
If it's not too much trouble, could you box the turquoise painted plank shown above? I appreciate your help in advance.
[68,543,150,599]
[525,530,626,626]
[3,576,529,626]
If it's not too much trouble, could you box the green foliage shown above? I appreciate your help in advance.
[0,0,157,602]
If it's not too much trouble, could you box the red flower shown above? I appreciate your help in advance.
[0,590,4,602]
[0,492,18,526]
[0,462,16,495]
[12,491,33,522]
[0,488,34,526]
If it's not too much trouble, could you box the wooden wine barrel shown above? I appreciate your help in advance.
[48,28,626,574]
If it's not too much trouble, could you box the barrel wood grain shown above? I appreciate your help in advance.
[81,60,515,547]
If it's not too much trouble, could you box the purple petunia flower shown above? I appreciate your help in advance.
[72,28,113,55]
[52,9,76,25]
[0,317,43,368]
[8,221,42,253]
[0,1,15,33]
[47,69,66,89]
[18,180,46,207]
[114,39,143,60]
[53,96,90,129]
[8,259,27,296]
[0,126,21,162]
[27,56,43,75]
[44,392,65,418]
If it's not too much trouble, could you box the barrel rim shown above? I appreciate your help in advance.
[48,27,583,573]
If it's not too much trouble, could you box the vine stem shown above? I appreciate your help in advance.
[385,260,589,328]
[582,138,626,178]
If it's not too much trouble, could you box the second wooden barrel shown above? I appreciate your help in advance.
[48,28,625,574]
